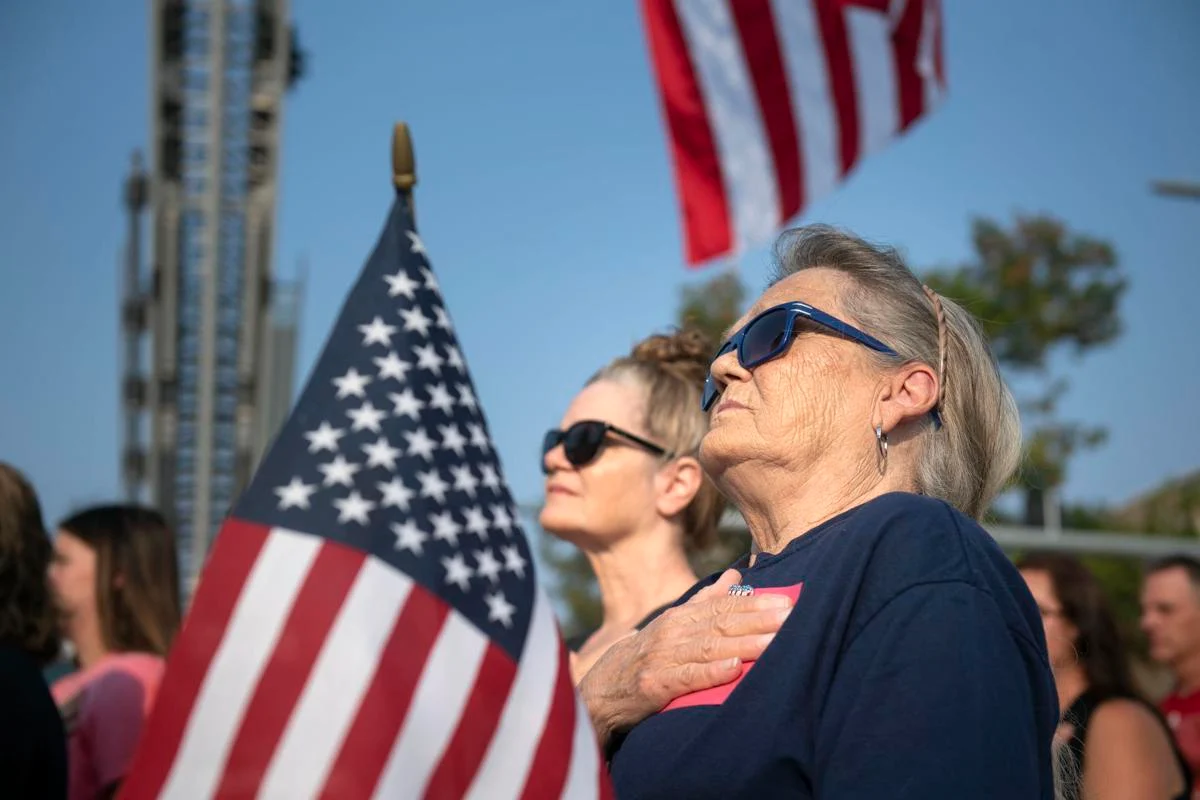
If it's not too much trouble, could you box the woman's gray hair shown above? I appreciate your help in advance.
[770,225,1021,520]
[1053,738,1079,800]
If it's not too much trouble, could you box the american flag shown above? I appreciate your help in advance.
[641,0,946,266]
[123,195,611,798]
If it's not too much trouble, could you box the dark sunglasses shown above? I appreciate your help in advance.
[703,301,943,427]
[541,420,672,474]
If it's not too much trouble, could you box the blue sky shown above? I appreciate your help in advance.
[2,1,1198,531]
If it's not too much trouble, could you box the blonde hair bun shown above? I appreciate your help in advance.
[630,327,714,387]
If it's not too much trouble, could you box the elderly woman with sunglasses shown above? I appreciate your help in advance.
[540,329,726,681]
[577,226,1060,799]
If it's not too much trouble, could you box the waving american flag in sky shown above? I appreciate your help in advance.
[642,0,946,266]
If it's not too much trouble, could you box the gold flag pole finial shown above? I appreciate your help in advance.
[392,123,417,206]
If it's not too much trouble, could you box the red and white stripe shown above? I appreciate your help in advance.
[122,522,608,799]
[642,0,946,266]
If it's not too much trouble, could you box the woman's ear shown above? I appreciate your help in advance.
[878,361,939,432]
[655,456,704,518]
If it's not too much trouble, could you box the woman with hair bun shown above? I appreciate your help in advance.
[540,327,726,680]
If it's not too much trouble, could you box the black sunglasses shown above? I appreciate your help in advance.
[541,420,672,474]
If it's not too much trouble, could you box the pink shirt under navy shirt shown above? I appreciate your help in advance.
[52,652,165,800]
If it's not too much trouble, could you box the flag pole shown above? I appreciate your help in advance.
[392,122,418,217]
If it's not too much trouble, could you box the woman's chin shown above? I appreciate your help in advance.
[698,430,742,480]
[539,509,585,543]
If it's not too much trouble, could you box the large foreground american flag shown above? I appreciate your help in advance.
[123,194,610,798]
[642,0,946,266]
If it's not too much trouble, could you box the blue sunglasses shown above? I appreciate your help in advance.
[702,301,943,427]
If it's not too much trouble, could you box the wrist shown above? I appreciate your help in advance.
[578,670,621,747]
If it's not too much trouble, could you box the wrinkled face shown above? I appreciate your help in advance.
[48,530,98,632]
[539,380,665,547]
[1141,568,1200,667]
[699,268,880,487]
[1020,569,1078,671]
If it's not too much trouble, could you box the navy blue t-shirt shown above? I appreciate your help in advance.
[608,492,1059,799]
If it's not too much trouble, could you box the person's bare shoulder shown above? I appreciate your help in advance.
[1085,699,1184,799]
[1089,698,1167,738]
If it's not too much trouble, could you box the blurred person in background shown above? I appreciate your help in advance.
[0,463,67,799]
[48,504,181,800]
[540,328,726,681]
[1020,552,1188,799]
[1143,555,1200,797]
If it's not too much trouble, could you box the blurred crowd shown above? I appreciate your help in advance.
[3,232,1199,799]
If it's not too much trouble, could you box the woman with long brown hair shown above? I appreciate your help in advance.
[48,504,181,800]
[1019,552,1189,800]
[0,462,67,798]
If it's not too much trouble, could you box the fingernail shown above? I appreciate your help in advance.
[758,595,792,609]
[721,657,741,670]
[774,607,793,624]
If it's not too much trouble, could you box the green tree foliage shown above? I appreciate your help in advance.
[678,271,747,344]
[1115,470,1200,537]
[922,215,1126,522]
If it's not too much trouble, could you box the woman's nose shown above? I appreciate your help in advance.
[709,346,748,393]
[542,441,570,475]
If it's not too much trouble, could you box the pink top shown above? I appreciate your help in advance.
[52,652,165,800]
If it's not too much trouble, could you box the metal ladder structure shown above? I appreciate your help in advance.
[121,0,300,591]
